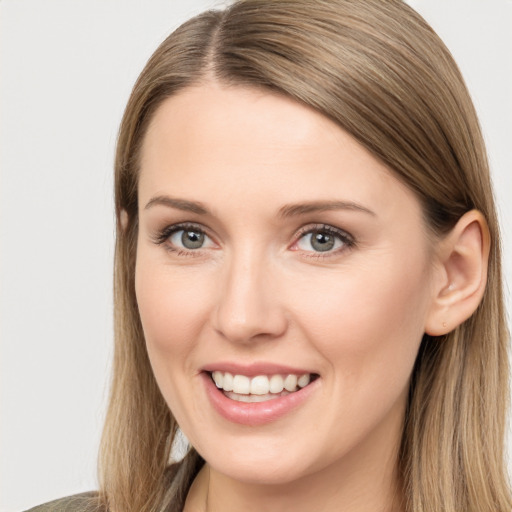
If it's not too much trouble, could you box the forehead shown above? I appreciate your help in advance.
[138,83,420,221]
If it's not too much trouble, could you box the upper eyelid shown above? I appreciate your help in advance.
[293,223,354,241]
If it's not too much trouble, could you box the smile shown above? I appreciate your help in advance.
[210,371,315,403]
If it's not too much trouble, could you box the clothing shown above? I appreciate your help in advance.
[24,492,100,512]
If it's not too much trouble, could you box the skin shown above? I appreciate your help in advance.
[134,84,479,512]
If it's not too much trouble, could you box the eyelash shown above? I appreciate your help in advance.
[152,222,210,257]
[152,222,355,259]
[292,224,355,259]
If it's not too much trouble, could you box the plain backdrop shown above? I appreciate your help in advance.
[1,1,511,511]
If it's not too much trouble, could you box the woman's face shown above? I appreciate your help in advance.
[136,84,439,485]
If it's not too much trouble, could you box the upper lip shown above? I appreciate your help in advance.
[201,361,317,377]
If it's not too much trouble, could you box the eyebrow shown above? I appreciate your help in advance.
[144,195,209,214]
[278,200,376,218]
[144,195,375,218]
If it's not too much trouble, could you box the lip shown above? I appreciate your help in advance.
[201,361,315,377]
[201,370,320,426]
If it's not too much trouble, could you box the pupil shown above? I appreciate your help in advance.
[311,231,334,252]
[182,230,204,249]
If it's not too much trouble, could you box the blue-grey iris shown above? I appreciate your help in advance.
[182,230,204,249]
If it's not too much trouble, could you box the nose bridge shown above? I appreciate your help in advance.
[213,243,286,343]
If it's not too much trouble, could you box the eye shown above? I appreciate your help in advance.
[169,228,208,250]
[293,225,353,254]
[153,223,216,252]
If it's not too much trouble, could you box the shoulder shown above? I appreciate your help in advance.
[24,492,102,512]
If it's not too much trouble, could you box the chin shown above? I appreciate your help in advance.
[192,433,320,486]
[211,456,310,486]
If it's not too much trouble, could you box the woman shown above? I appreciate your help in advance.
[27,0,511,511]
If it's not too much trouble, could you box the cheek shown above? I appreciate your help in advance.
[281,254,432,466]
[135,256,208,355]
[134,255,212,409]
[134,252,214,424]
[292,253,431,393]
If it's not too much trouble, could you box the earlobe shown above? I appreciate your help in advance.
[425,210,490,336]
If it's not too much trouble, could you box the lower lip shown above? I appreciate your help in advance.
[201,372,319,426]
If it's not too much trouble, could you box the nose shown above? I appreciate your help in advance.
[212,250,288,344]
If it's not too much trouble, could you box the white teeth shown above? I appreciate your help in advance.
[232,375,251,394]
[284,374,298,392]
[269,374,284,394]
[212,371,223,388]
[211,371,314,397]
[225,390,291,403]
[250,375,270,395]
[223,372,234,392]
[297,373,311,388]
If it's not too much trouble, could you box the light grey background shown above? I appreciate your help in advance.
[1,1,511,511]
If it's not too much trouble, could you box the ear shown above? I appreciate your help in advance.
[425,210,490,336]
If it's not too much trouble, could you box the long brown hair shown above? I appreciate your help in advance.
[97,1,511,510]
